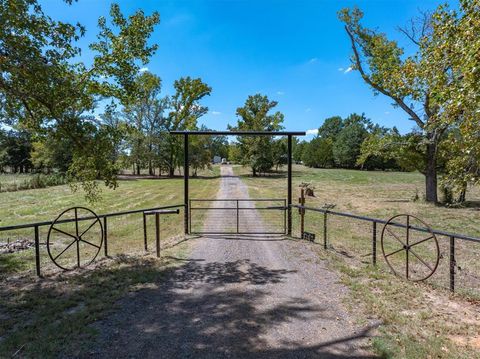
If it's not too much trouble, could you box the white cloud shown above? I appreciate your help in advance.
[338,67,344,72]
[344,66,353,74]
[305,108,312,113]
[276,91,285,95]
[384,111,390,115]
[211,111,221,116]
[139,67,149,73]
[308,57,318,64]
[306,129,318,135]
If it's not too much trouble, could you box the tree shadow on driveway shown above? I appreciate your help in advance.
[91,258,377,358]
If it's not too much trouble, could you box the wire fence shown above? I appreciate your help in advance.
[291,204,480,297]
[0,204,185,277]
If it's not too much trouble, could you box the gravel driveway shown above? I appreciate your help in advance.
[91,166,377,358]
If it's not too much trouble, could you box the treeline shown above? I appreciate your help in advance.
[0,73,229,179]
[293,113,399,171]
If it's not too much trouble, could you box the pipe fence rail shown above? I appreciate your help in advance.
[291,204,480,295]
[0,204,185,277]
[189,198,286,234]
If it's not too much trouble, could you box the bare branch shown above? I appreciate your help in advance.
[345,25,425,128]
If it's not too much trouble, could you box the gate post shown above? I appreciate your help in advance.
[287,134,292,236]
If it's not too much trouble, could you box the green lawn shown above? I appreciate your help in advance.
[0,166,221,277]
[234,164,480,359]
[0,167,221,357]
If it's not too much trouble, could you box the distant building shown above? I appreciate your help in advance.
[213,156,222,164]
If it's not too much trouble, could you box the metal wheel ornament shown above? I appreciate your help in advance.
[381,214,439,282]
[47,207,103,271]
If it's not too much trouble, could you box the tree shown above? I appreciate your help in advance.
[292,139,306,164]
[0,129,32,173]
[332,113,370,168]
[272,138,288,171]
[229,94,284,176]
[318,116,344,139]
[163,77,212,176]
[302,137,334,168]
[123,72,167,175]
[0,0,160,200]
[339,7,443,201]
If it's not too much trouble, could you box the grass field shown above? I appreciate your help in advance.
[0,166,221,276]
[0,167,221,357]
[234,164,480,359]
[2,164,480,358]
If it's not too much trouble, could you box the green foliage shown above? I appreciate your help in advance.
[0,173,67,192]
[229,94,284,176]
[0,129,32,173]
[272,138,288,170]
[302,137,334,168]
[0,0,160,201]
[338,2,480,203]
[163,77,212,176]
[332,114,370,168]
[318,116,344,139]
[292,139,306,163]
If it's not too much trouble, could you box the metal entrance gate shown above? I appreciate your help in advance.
[189,199,286,234]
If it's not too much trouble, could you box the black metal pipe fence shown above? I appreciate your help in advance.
[0,204,185,277]
[291,204,480,295]
[189,199,286,234]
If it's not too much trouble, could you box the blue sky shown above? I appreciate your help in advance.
[42,0,448,138]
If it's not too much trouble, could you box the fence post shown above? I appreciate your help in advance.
[323,211,328,249]
[300,188,305,239]
[103,217,108,257]
[143,213,148,251]
[450,236,455,292]
[372,221,377,265]
[34,225,41,277]
[155,213,160,258]
[188,201,192,235]
[236,200,239,234]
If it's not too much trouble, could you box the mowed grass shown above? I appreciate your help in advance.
[0,167,221,357]
[234,164,480,359]
[0,166,221,276]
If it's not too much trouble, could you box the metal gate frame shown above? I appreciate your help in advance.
[189,198,287,235]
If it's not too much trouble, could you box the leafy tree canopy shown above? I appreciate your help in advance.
[0,0,160,200]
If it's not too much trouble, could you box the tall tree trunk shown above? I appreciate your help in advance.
[425,140,438,203]
[148,160,153,176]
[169,166,175,177]
[252,168,257,177]
[136,163,140,176]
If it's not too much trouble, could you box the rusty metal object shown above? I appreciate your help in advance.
[381,214,439,282]
[47,207,103,271]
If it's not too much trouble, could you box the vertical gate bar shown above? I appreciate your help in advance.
[143,213,148,251]
[184,133,189,235]
[103,216,108,257]
[450,236,455,292]
[34,225,41,277]
[236,200,239,234]
[287,134,292,235]
[283,199,287,234]
[75,208,80,268]
[406,215,410,280]
[372,221,377,265]
[323,212,328,249]
[189,200,192,235]
[300,188,305,239]
[155,213,160,258]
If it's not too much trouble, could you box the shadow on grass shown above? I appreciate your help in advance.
[0,255,377,358]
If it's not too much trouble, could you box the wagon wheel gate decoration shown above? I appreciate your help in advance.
[47,207,104,271]
[381,214,440,282]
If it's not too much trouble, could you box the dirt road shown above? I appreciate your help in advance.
[91,166,377,358]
